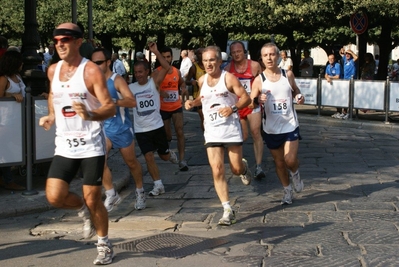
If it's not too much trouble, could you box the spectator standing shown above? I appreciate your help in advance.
[38,22,116,265]
[224,41,265,179]
[112,53,126,78]
[250,42,305,205]
[179,50,192,103]
[278,51,293,71]
[392,59,399,81]
[185,48,206,131]
[335,47,358,119]
[0,50,26,191]
[299,50,314,77]
[325,54,345,119]
[43,44,55,68]
[121,53,130,83]
[185,45,252,226]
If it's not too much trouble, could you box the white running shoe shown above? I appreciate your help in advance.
[290,170,304,193]
[149,183,165,196]
[218,208,236,226]
[240,158,252,185]
[78,206,96,239]
[331,112,341,118]
[93,242,114,265]
[341,113,349,120]
[169,150,179,164]
[281,188,293,205]
[135,191,146,210]
[104,192,121,212]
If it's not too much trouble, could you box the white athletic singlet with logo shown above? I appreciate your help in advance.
[201,71,242,143]
[261,70,299,134]
[129,78,163,133]
[52,58,106,158]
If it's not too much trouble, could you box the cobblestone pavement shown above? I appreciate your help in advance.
[1,107,399,266]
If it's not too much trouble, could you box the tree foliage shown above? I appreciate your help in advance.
[1,0,399,77]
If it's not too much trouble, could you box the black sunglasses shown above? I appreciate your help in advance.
[93,59,107,65]
[53,36,76,45]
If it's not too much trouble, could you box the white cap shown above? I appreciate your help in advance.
[136,51,144,59]
[221,52,228,61]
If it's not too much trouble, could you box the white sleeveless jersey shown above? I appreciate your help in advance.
[201,71,242,143]
[261,70,299,134]
[52,58,106,158]
[129,78,163,133]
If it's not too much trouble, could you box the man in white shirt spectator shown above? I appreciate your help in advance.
[278,51,293,71]
[179,50,192,80]
[111,53,126,78]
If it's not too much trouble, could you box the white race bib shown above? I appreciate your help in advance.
[204,104,227,126]
[136,94,156,113]
[239,79,251,93]
[163,90,179,102]
[269,98,289,115]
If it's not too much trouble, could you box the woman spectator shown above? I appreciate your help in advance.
[0,50,26,191]
[0,50,25,102]
[360,53,376,81]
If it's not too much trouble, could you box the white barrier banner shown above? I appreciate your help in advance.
[389,82,399,112]
[354,81,385,110]
[295,78,317,105]
[0,101,23,163]
[321,80,350,107]
[34,99,55,161]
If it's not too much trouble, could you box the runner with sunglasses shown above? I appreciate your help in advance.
[39,22,115,265]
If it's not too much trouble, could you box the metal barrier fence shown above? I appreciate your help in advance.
[296,75,399,123]
[0,88,55,194]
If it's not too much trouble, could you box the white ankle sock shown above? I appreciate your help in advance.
[97,235,109,245]
[284,184,292,191]
[136,188,144,194]
[154,180,163,186]
[105,188,116,197]
[222,201,231,210]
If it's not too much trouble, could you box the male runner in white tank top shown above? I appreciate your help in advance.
[185,46,252,226]
[39,22,115,265]
[250,42,305,206]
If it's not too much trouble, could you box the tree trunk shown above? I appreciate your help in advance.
[376,20,392,80]
[211,31,228,51]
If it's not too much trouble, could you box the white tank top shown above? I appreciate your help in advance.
[6,75,26,96]
[201,71,242,143]
[52,58,106,158]
[260,70,299,134]
[129,78,163,133]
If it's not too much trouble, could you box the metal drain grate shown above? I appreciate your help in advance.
[115,232,229,258]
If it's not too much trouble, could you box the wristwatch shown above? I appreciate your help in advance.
[231,105,238,113]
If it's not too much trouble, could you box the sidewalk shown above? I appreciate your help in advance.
[2,108,399,266]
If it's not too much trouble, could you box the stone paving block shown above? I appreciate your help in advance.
[362,244,399,256]
[307,220,397,232]
[347,231,399,245]
[350,211,399,223]
[262,255,359,267]
[311,211,350,222]
[223,255,264,267]
[168,207,212,222]
[262,230,348,247]
[363,255,399,267]
[337,202,395,211]
[270,244,317,257]
[283,202,336,212]
[109,220,176,232]
[179,221,212,231]
[319,243,362,257]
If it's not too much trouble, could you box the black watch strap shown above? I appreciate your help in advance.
[231,105,238,113]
